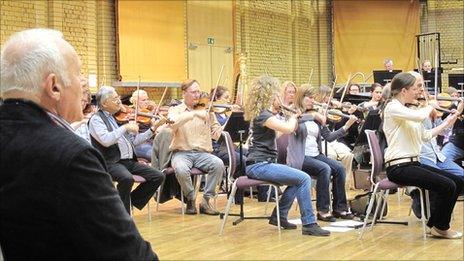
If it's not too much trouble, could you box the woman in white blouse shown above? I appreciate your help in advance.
[383,72,462,239]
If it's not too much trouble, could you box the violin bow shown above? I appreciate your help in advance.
[340,73,352,104]
[323,75,338,119]
[134,76,141,120]
[207,64,225,115]
[308,68,314,86]
[434,44,439,96]
[154,85,168,117]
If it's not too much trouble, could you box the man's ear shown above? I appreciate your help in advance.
[43,73,62,101]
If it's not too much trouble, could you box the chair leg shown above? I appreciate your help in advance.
[264,186,272,215]
[359,183,380,240]
[147,201,152,222]
[379,190,389,221]
[418,189,427,240]
[219,182,238,235]
[156,179,165,212]
[425,190,430,219]
[370,190,385,230]
[249,187,253,199]
[273,185,281,233]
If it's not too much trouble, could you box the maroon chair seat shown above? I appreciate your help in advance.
[378,178,400,190]
[131,175,151,221]
[235,176,276,190]
[158,166,207,215]
[133,175,146,183]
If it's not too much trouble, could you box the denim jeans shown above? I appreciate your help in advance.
[421,157,464,182]
[442,142,464,162]
[301,154,348,213]
[246,162,316,225]
[134,141,153,161]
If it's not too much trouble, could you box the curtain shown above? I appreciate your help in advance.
[333,0,420,83]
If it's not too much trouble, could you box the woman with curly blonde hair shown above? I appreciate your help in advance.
[243,75,330,236]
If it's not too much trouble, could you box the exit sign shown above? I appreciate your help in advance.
[207,37,214,45]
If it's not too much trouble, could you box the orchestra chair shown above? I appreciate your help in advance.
[219,176,281,235]
[219,132,281,235]
[151,128,210,214]
[131,175,152,221]
[222,131,237,194]
[156,166,207,215]
[359,130,430,240]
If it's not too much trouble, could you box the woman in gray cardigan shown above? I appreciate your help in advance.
[287,84,358,222]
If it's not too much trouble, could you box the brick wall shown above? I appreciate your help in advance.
[420,0,464,90]
[0,0,116,94]
[235,0,333,87]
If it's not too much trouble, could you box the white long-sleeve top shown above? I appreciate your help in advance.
[383,99,434,162]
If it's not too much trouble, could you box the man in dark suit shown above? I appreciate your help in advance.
[0,28,157,260]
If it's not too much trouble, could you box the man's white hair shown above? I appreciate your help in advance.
[1,28,71,96]
[96,86,116,107]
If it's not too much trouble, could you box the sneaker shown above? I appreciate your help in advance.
[269,218,297,229]
[302,223,330,236]
[317,212,336,222]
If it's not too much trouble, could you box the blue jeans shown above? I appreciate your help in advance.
[246,162,316,225]
[302,154,348,213]
[134,141,153,161]
[421,157,464,182]
[442,142,464,162]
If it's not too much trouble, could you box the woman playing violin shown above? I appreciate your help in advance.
[243,75,330,236]
[209,86,246,194]
[129,89,157,160]
[287,84,357,222]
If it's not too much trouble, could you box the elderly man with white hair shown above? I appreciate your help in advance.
[0,29,158,260]
[88,86,165,214]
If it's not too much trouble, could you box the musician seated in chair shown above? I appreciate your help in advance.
[359,83,383,111]
[168,79,224,215]
[407,72,464,218]
[89,86,165,214]
[287,84,358,222]
[129,89,156,161]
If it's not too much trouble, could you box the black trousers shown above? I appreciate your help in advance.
[387,162,463,230]
[108,159,165,213]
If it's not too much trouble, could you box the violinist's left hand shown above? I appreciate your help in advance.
[347,105,357,114]
[314,112,326,126]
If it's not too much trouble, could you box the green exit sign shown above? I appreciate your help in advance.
[207,37,215,45]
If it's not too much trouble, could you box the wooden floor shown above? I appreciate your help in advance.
[132,190,464,260]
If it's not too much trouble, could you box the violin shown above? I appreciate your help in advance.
[114,105,173,125]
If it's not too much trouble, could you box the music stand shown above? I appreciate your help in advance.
[373,70,402,85]
[448,74,464,94]
[423,70,442,94]
[354,110,382,146]
[220,112,255,224]
[223,111,250,142]
[352,110,382,167]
